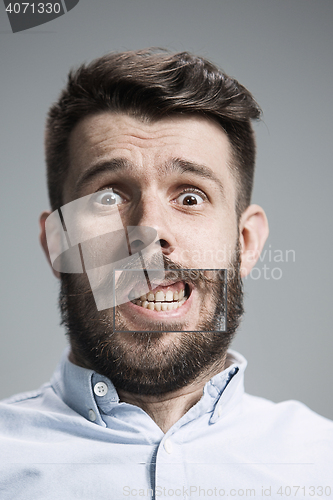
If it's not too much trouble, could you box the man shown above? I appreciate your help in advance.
[1,49,332,499]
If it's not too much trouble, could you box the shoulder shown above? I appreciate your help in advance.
[242,392,333,428]
[238,392,333,459]
[0,385,48,405]
[0,383,80,432]
[0,382,63,412]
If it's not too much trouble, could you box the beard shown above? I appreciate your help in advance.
[59,246,244,397]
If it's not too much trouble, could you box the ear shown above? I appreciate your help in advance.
[238,204,269,278]
[39,211,60,279]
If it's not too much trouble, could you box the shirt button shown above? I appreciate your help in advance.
[94,382,108,396]
[164,438,173,454]
[88,409,96,421]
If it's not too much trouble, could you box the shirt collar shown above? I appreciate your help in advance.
[51,347,247,428]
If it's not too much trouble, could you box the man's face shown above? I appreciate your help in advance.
[58,112,244,395]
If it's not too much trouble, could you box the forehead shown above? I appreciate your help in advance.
[65,111,236,201]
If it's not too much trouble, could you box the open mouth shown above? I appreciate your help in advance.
[128,281,191,312]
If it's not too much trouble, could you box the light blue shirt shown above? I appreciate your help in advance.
[1,349,332,499]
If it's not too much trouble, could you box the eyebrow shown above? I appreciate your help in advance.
[75,158,132,194]
[75,157,225,197]
[164,158,225,196]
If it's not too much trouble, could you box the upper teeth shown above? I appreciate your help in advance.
[129,288,185,302]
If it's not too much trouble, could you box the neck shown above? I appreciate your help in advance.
[117,358,227,433]
[69,351,228,434]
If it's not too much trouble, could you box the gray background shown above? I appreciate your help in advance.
[1,0,332,418]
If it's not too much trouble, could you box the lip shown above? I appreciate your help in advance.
[147,279,185,290]
[117,283,195,328]
[116,278,188,306]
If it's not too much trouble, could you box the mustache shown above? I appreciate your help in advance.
[115,252,226,296]
[61,251,228,300]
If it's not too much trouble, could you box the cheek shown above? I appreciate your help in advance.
[176,219,237,269]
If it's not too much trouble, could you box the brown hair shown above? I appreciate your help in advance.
[45,49,261,216]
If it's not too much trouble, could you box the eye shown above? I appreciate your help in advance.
[94,189,124,206]
[176,191,205,206]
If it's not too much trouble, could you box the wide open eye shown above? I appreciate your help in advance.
[94,189,124,206]
[176,191,205,206]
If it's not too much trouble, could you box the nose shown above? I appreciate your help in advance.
[127,194,176,257]
[128,231,173,256]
